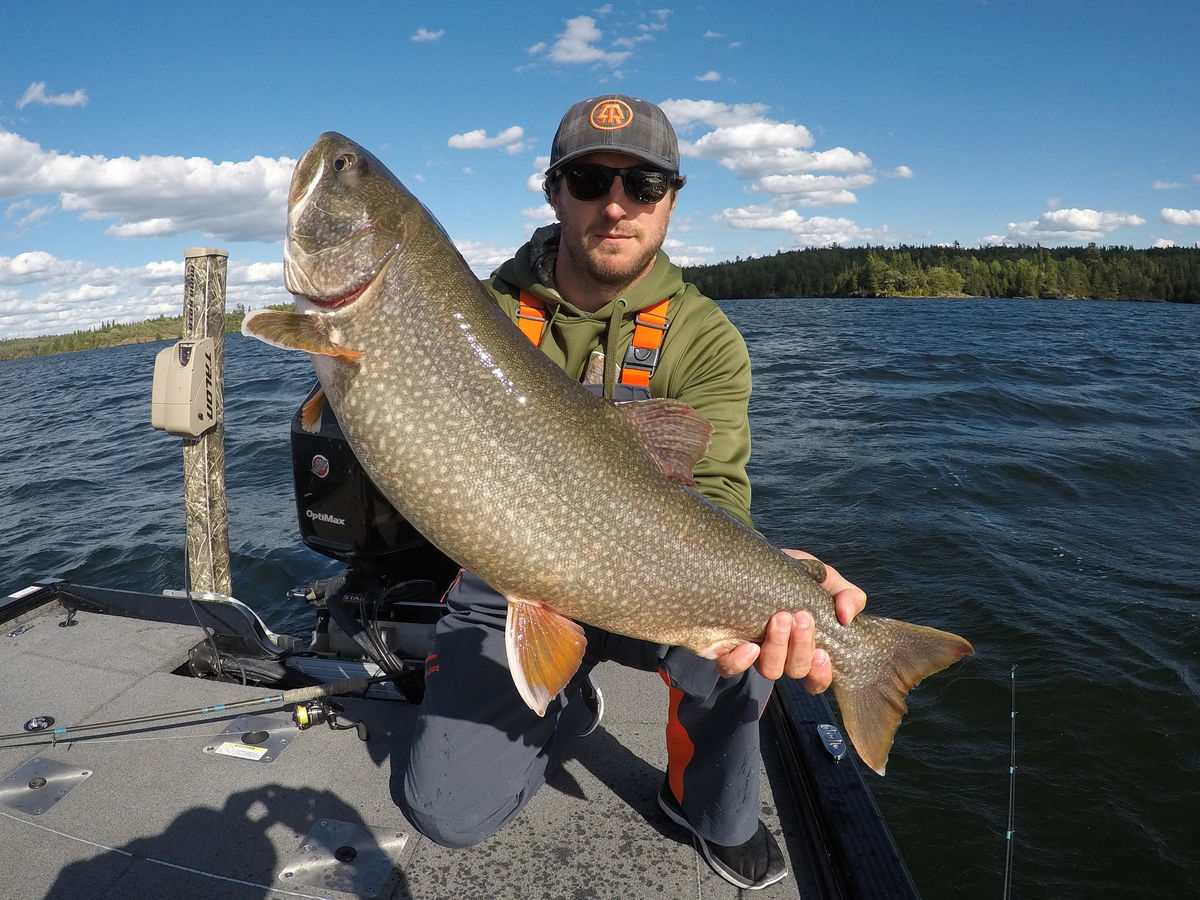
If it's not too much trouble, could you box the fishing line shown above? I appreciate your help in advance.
[1002,664,1017,899]
[0,809,337,900]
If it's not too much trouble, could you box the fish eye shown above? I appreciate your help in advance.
[333,153,357,172]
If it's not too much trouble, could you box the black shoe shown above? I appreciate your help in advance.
[579,675,604,737]
[657,782,787,890]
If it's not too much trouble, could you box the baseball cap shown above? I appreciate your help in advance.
[546,95,680,175]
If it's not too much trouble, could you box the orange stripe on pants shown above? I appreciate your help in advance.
[659,669,694,805]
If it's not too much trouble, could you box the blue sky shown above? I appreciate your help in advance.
[2,0,1198,339]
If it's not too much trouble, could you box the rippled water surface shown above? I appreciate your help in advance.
[3,297,1197,898]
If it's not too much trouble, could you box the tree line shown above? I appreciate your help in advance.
[0,305,267,362]
[681,244,1200,303]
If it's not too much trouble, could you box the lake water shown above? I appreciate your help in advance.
[2,297,1197,898]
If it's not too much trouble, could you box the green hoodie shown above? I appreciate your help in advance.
[485,225,754,528]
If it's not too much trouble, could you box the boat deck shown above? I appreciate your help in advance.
[0,598,825,900]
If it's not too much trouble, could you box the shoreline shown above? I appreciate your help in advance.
[1,294,1189,362]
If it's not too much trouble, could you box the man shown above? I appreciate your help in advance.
[397,94,866,891]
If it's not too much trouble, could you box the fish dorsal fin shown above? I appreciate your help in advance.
[242,309,363,362]
[615,398,713,486]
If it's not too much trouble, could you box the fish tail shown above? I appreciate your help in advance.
[830,616,973,776]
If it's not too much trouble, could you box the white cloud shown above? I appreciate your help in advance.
[688,121,815,155]
[614,33,655,48]
[0,128,294,243]
[16,81,88,110]
[0,252,290,340]
[448,125,527,154]
[455,240,517,275]
[0,250,83,283]
[5,198,56,228]
[666,105,871,180]
[702,30,722,39]
[1153,239,1175,248]
[520,203,556,226]
[412,27,445,42]
[1153,180,1184,189]
[988,208,1146,245]
[1161,207,1200,226]
[695,71,721,82]
[716,206,890,247]
[751,173,875,207]
[542,16,630,66]
[663,236,715,267]
[660,98,894,244]
[658,99,769,129]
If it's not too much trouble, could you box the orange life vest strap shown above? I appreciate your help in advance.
[516,291,548,346]
[515,291,671,388]
[619,298,671,387]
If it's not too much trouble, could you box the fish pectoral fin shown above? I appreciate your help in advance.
[504,597,587,716]
[300,387,326,433]
[241,309,363,362]
[615,398,714,485]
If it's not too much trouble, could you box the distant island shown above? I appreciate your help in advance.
[3,244,1197,361]
[682,244,1200,303]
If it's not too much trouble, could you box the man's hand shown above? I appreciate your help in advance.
[713,549,867,693]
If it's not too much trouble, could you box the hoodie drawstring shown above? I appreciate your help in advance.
[602,298,629,400]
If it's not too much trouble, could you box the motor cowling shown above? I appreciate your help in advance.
[290,383,456,587]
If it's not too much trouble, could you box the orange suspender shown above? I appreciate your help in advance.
[516,291,548,346]
[515,290,671,386]
[619,297,670,387]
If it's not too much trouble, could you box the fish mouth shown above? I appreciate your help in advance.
[286,239,400,312]
[305,274,371,310]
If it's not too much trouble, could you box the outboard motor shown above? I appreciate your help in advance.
[290,384,458,675]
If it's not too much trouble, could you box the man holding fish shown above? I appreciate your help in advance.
[399,94,865,891]
[245,94,970,892]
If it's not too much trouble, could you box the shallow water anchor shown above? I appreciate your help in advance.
[179,247,231,597]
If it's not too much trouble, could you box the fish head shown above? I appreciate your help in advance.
[284,132,435,318]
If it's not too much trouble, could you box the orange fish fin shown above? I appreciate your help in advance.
[300,387,326,433]
[614,398,714,485]
[504,597,587,716]
[831,616,974,776]
[241,309,363,362]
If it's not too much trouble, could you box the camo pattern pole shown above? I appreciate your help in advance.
[180,247,232,596]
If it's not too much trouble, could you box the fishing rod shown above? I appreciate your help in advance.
[0,675,389,744]
[1002,665,1018,899]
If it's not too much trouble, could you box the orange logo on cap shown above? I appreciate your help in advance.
[590,99,634,130]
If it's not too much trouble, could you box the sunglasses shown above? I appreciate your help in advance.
[558,163,677,205]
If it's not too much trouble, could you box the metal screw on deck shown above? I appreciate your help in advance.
[181,247,232,597]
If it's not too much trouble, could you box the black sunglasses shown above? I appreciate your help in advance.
[558,163,678,205]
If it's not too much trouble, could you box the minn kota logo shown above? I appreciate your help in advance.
[589,99,634,130]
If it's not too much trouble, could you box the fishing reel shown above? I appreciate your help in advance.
[291,698,369,742]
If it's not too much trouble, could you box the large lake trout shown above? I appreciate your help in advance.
[244,132,973,774]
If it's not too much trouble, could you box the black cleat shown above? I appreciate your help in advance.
[657,782,787,890]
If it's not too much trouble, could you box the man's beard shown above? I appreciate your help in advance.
[581,240,660,287]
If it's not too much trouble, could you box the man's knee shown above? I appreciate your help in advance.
[396,772,518,849]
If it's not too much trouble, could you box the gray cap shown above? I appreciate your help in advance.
[546,94,680,175]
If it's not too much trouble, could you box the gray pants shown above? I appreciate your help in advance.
[395,570,773,848]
